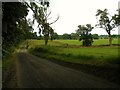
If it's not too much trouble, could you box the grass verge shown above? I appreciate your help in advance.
[2,53,17,88]
[2,41,26,88]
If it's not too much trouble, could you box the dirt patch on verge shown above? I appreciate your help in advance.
[2,54,17,88]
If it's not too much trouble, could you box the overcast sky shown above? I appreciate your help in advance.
[27,0,120,35]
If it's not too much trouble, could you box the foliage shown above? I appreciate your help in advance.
[76,24,94,46]
[96,9,119,46]
[112,34,120,38]
[24,0,59,45]
[112,9,120,26]
[99,35,109,39]
[2,2,36,58]
[62,33,71,39]
[92,34,99,39]
[2,2,26,55]
[50,32,59,40]
[71,33,79,40]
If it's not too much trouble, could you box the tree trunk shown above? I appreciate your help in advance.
[50,36,53,42]
[44,36,49,45]
[109,34,112,46]
[45,40,48,45]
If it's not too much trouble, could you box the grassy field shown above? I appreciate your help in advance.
[53,39,118,45]
[28,39,119,67]
[28,38,119,46]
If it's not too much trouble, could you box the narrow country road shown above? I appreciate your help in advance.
[16,49,119,88]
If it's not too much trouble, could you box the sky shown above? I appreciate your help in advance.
[27,0,120,35]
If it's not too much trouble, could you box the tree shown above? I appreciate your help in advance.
[2,2,36,57]
[58,35,63,39]
[99,35,109,39]
[24,0,59,45]
[112,34,120,39]
[112,9,120,26]
[2,2,29,50]
[96,9,119,46]
[92,34,99,39]
[76,24,94,46]
[50,32,59,40]
[62,33,71,39]
[71,33,79,40]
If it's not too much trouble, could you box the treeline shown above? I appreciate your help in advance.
[2,2,37,57]
[37,33,120,40]
[100,35,120,39]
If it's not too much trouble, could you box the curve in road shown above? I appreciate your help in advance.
[16,49,119,88]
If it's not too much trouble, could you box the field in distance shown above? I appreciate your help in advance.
[28,39,119,67]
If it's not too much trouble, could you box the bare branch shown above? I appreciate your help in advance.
[46,11,51,18]
[47,17,52,20]
[49,15,60,25]
[24,2,36,14]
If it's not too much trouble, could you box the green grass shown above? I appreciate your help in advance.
[28,39,45,48]
[54,40,82,45]
[92,39,118,45]
[2,52,16,71]
[2,40,25,71]
[53,39,118,46]
[28,39,119,47]
[28,39,119,68]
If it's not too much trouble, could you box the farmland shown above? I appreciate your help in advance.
[28,38,119,46]
[54,39,118,45]
[28,39,119,67]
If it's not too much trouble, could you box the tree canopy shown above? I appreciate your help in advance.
[76,24,94,46]
[2,2,36,57]
[24,0,59,45]
[96,9,119,46]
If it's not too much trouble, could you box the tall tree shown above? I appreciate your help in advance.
[2,2,37,57]
[2,2,29,50]
[76,24,94,46]
[96,9,118,46]
[24,0,59,45]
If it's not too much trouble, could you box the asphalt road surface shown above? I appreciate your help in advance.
[16,49,119,88]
